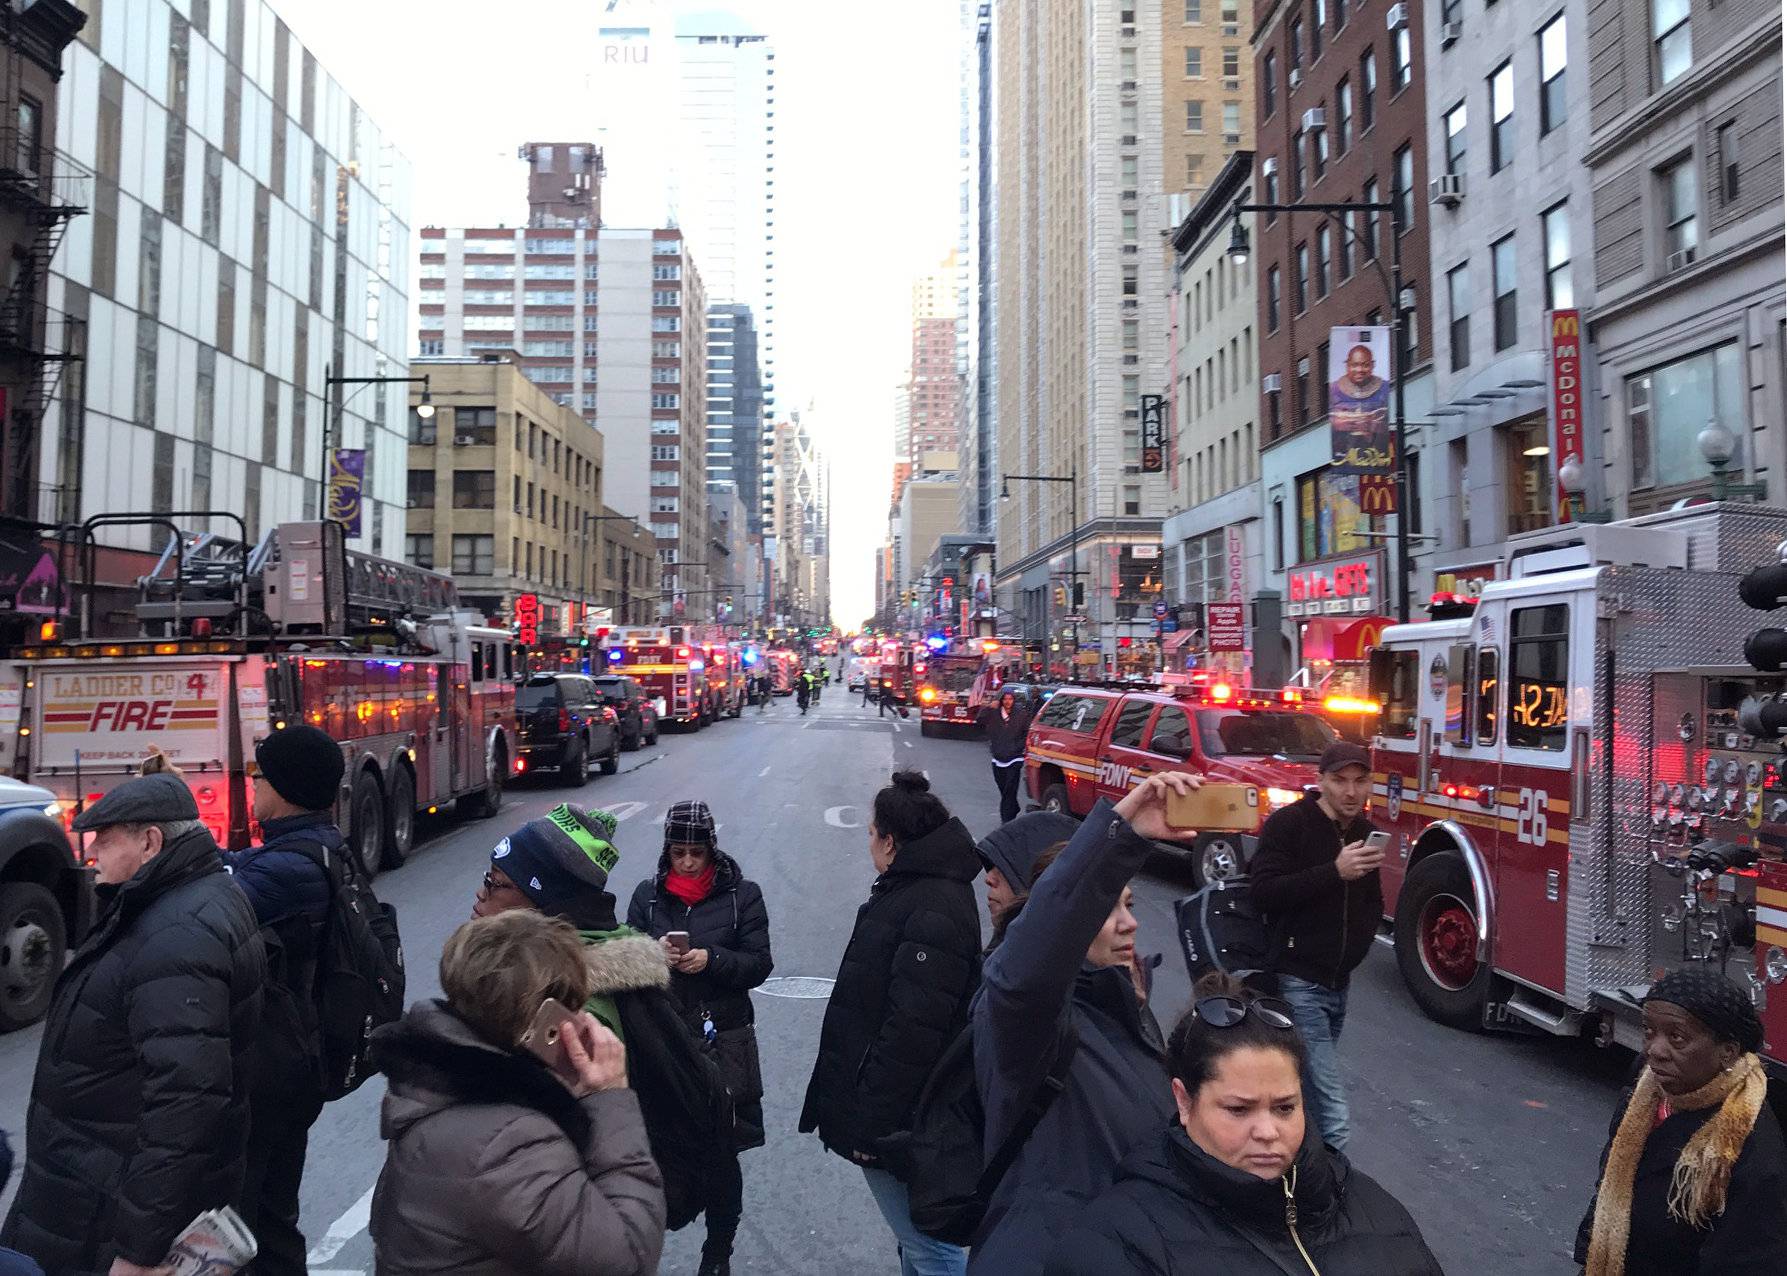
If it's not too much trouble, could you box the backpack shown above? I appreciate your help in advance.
[1175,877,1275,992]
[294,835,407,1100]
[893,1020,1077,1246]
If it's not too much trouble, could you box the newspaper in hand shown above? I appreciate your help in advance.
[162,1207,258,1276]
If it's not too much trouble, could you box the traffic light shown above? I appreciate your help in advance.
[1738,548,1787,739]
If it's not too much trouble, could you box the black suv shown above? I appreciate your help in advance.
[516,674,622,785]
[591,675,661,750]
[0,775,93,1032]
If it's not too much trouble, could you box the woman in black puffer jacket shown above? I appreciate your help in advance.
[800,771,982,1276]
[626,800,772,1276]
[1046,974,1443,1276]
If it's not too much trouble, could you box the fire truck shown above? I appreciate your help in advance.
[699,636,747,718]
[604,626,713,728]
[917,642,997,737]
[766,648,799,696]
[0,518,517,873]
[1367,504,1787,1069]
[1025,679,1334,884]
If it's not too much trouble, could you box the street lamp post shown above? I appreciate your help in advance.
[321,365,433,523]
[1227,193,1413,622]
[1001,462,1080,656]
[1698,420,1767,503]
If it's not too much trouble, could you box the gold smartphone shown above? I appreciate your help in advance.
[518,997,580,1080]
[1164,782,1262,833]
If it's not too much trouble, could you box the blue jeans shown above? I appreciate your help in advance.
[1279,974,1351,1153]
[861,1166,968,1276]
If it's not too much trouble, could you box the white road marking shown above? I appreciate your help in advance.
[904,740,914,748]
[757,765,771,777]
[306,1184,376,1265]
[599,800,649,823]
[824,805,862,829]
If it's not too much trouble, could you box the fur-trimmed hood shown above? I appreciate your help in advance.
[579,927,672,996]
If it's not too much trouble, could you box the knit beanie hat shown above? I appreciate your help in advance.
[1644,968,1764,1051]
[255,725,346,812]
[492,804,621,920]
[663,799,717,849]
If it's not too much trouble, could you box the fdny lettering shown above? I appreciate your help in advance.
[1097,759,1134,789]
[89,700,175,731]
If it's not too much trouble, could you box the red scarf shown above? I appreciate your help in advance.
[666,862,717,905]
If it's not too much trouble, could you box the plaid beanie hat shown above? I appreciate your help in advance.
[663,799,717,848]
[492,803,621,918]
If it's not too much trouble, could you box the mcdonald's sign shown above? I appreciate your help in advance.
[1359,473,1398,515]
[1548,309,1584,520]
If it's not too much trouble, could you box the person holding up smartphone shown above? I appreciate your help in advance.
[1246,741,1384,1154]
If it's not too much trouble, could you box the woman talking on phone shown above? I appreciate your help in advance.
[369,910,665,1275]
[627,800,773,1276]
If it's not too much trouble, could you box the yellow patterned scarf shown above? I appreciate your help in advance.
[1584,1052,1767,1276]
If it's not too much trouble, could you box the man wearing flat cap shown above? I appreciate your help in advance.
[1,774,266,1276]
[223,724,344,1276]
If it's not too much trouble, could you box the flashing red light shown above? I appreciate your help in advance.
[1280,688,1304,704]
[192,617,214,639]
[677,646,691,658]
[1209,682,1235,703]
[981,640,1001,653]
[515,758,527,774]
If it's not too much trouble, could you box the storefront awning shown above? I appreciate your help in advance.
[1162,629,1197,652]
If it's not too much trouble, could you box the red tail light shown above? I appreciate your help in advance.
[558,708,571,732]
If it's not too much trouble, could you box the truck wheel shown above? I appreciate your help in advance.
[622,726,641,752]
[1192,833,1245,887]
[460,750,506,819]
[563,737,589,787]
[350,771,386,876]
[1394,851,1491,1029]
[647,723,660,746]
[601,737,620,775]
[382,766,416,871]
[0,881,64,1032]
[1041,782,1071,815]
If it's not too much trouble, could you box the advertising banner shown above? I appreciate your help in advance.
[1548,309,1584,520]
[1328,327,1395,493]
[327,448,365,537]
[1224,525,1247,603]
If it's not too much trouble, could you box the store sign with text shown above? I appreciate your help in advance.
[1206,603,1248,651]
[1548,309,1584,521]
[1140,394,1166,473]
[1285,552,1384,618]
[514,593,541,646]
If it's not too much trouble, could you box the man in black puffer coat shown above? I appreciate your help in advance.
[2,775,265,1276]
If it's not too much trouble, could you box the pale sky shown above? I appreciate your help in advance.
[275,0,966,627]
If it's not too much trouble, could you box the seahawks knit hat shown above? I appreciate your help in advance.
[1644,969,1764,1051]
[663,799,717,849]
[492,804,621,925]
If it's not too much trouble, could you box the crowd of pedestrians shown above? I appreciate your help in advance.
[4,728,1787,1276]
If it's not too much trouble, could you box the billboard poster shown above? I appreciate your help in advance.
[1328,326,1395,485]
[326,448,365,537]
[1548,309,1584,520]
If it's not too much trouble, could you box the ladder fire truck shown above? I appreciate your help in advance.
[0,517,517,872]
[1367,503,1787,1069]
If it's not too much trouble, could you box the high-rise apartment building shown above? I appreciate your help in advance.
[419,148,709,613]
[961,1,998,539]
[1164,0,1256,199]
[770,411,830,627]
[990,0,1174,669]
[704,302,763,523]
[39,0,412,567]
[907,253,964,462]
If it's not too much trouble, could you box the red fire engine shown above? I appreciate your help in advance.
[0,519,517,871]
[604,626,714,728]
[916,642,988,736]
[1368,504,1787,1070]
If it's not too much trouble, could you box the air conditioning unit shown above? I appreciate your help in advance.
[405,499,419,509]
[1222,22,1239,35]
[1263,373,1283,393]
[1302,108,1326,131]
[1429,173,1466,207]
[1224,132,1242,145]
[1224,77,1241,90]
[1387,3,1409,30]
[1666,246,1698,272]
[1261,156,1278,176]
[1288,68,1303,89]
[455,433,476,445]
[1440,20,1463,46]
[1121,134,1138,146]
[1121,80,1137,91]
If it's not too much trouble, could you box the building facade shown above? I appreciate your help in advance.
[40,0,413,563]
[1583,0,1783,513]
[769,411,829,628]
[703,301,763,527]
[1163,0,1256,200]
[960,0,998,540]
[907,252,964,463]
[1252,0,1435,675]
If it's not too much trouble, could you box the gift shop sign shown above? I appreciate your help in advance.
[1285,552,1384,618]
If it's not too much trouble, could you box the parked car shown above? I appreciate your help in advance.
[515,673,622,784]
[0,775,94,1032]
[591,674,661,750]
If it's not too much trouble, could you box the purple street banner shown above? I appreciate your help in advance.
[1329,326,1395,479]
[327,448,365,537]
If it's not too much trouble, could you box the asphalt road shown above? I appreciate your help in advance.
[0,688,1630,1274]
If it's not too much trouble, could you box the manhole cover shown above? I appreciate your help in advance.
[755,977,836,999]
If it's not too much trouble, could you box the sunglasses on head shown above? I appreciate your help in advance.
[1193,995,1297,1031]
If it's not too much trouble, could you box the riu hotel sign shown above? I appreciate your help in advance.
[1549,310,1584,520]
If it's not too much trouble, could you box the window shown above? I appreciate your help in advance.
[1289,19,1303,68]
[1185,47,1203,77]
[1335,79,1352,153]
[453,406,498,445]
[1223,46,1240,77]
[405,534,434,570]
[1264,51,1278,116]
[1295,356,1312,424]
[1489,63,1514,173]
[1448,265,1471,370]
[1148,706,1192,758]
[1392,145,1413,234]
[1221,0,1239,22]
[1294,243,1309,312]
[1362,178,1380,260]
[1336,211,1354,280]
[1543,203,1572,309]
[1628,343,1745,489]
[1474,647,1500,745]
[1652,0,1690,86]
[1716,122,1740,203]
[1444,102,1467,175]
[1492,235,1517,350]
[1392,27,1411,92]
[407,470,435,508]
[453,470,495,509]
[1400,286,1419,374]
[1108,699,1155,749]
[1291,130,1306,198]
[1315,225,1332,297]
[1508,605,1569,751]
[1505,421,1553,533]
[1120,154,1138,186]
[1266,265,1282,330]
[1662,155,1698,262]
[15,96,41,175]
[1188,153,1205,185]
[1373,649,1421,740]
[452,535,494,576]
[1184,0,1201,19]
[409,407,436,445]
[1539,14,1566,134]
[1359,50,1376,130]
[652,392,681,409]
[1310,0,1325,57]
[1185,99,1204,132]
[1313,115,1329,177]
[1223,101,1241,135]
[1121,209,1138,242]
[1272,498,1286,570]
